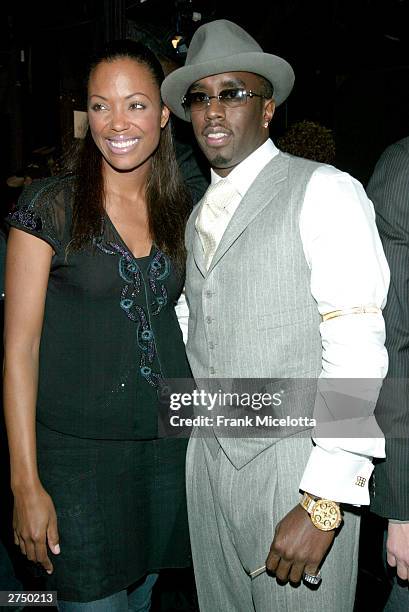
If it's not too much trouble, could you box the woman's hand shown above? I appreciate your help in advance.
[13,484,60,574]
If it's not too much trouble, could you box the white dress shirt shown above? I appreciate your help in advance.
[178,138,389,505]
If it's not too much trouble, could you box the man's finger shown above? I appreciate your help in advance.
[304,563,320,577]
[396,561,409,582]
[289,561,305,584]
[387,552,397,568]
[265,548,281,573]
[275,558,292,582]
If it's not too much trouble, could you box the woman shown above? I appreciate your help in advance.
[4,40,192,610]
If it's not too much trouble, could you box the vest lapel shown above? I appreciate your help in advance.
[208,153,289,273]
[188,203,207,277]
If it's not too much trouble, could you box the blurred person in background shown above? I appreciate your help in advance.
[128,19,209,205]
[366,136,409,611]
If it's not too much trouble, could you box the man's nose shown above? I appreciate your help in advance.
[204,96,225,118]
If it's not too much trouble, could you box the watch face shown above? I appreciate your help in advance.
[311,500,341,531]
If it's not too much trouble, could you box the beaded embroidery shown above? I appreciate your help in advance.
[8,205,43,232]
[95,238,170,388]
[148,250,170,314]
[6,175,70,251]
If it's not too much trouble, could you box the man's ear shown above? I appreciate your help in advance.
[263,98,275,127]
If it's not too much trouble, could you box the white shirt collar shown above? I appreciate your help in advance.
[210,139,280,197]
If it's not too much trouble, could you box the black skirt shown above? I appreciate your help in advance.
[35,422,191,602]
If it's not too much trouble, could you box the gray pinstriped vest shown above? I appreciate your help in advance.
[185,153,323,468]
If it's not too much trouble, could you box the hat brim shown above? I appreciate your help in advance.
[161,51,295,121]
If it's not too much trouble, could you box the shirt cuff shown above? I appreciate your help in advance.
[299,446,375,505]
[389,519,409,524]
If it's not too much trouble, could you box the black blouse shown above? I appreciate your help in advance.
[6,175,191,440]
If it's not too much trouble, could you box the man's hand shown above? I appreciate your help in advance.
[266,503,335,584]
[386,522,409,581]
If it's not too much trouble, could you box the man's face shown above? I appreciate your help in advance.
[187,71,274,177]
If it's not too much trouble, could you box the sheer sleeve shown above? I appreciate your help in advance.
[5,175,74,254]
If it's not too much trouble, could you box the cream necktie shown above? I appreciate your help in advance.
[195,179,239,270]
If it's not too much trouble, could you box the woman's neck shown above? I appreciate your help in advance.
[102,159,151,206]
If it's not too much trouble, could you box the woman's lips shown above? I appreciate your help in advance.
[105,137,140,154]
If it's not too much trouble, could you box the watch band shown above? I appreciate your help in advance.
[300,492,317,514]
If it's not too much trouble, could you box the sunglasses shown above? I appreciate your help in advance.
[182,88,265,116]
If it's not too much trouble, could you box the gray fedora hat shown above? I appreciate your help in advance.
[161,19,295,121]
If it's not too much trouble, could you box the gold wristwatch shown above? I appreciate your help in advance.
[300,492,342,531]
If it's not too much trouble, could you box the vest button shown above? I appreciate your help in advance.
[205,290,213,298]
[205,316,212,324]
[209,367,216,375]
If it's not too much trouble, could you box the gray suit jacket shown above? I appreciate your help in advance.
[367,137,409,520]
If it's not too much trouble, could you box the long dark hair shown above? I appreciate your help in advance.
[69,39,191,268]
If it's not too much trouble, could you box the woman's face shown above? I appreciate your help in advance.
[87,57,169,174]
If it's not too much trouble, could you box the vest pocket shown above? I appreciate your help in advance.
[256,306,311,330]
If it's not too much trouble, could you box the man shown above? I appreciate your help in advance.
[161,20,389,611]
[366,137,409,610]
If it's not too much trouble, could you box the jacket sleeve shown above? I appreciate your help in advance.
[367,139,409,520]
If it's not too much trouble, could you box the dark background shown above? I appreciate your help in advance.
[0,1,407,610]
[1,0,409,190]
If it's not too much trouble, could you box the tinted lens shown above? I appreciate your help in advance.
[219,89,247,106]
[184,92,209,109]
